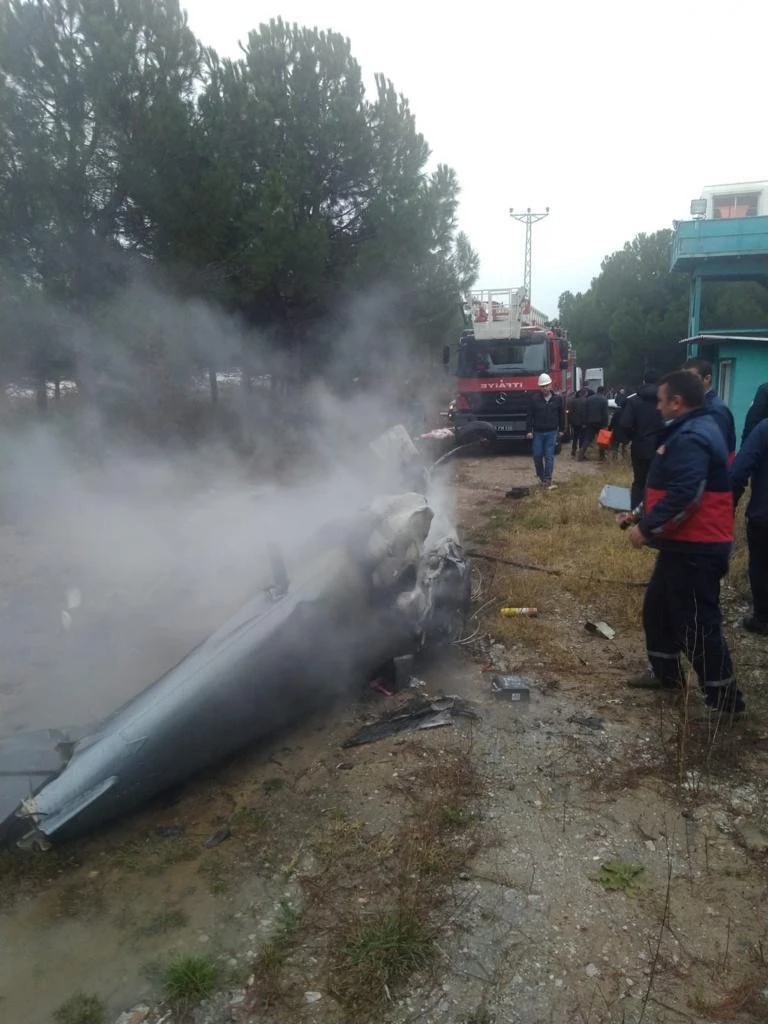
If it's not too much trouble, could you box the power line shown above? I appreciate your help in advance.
[509,207,549,312]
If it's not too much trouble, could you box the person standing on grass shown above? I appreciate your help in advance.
[731,417,768,635]
[526,372,565,490]
[567,386,588,458]
[619,370,745,714]
[579,386,610,461]
[682,357,736,462]
[616,370,664,508]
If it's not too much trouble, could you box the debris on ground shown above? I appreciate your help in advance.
[491,675,531,701]
[0,425,470,850]
[585,619,615,640]
[598,483,632,511]
[342,694,479,747]
[500,606,538,617]
[505,486,531,499]
[203,827,231,849]
[568,713,605,731]
[419,427,455,441]
[113,1006,151,1024]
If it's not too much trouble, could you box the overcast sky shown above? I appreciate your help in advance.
[182,0,765,317]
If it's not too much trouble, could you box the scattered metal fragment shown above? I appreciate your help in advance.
[342,695,479,748]
[336,762,354,770]
[568,714,604,731]
[598,484,632,512]
[393,654,415,691]
[153,825,184,838]
[585,620,615,640]
[204,827,231,849]
[505,486,531,500]
[491,675,531,701]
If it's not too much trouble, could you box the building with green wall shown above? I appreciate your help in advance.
[671,183,768,436]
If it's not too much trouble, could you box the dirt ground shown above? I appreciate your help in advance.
[1,451,768,1024]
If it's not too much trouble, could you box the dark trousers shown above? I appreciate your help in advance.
[630,453,651,509]
[747,519,768,622]
[581,424,597,451]
[570,425,584,454]
[643,550,735,691]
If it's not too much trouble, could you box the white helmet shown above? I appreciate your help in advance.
[537,373,553,386]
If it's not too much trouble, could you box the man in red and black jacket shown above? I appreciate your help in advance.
[619,370,745,714]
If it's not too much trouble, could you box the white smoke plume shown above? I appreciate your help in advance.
[0,276,453,733]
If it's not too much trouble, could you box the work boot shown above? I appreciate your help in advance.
[546,482,557,490]
[742,615,768,636]
[627,670,680,691]
[705,685,746,715]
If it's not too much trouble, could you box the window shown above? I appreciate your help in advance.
[457,339,548,377]
[713,193,760,219]
[717,359,734,404]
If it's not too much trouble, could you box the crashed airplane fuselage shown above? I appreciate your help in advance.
[0,482,469,849]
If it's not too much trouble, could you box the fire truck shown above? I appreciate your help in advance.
[443,288,576,443]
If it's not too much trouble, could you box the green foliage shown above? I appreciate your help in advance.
[52,992,107,1024]
[161,953,221,1009]
[0,5,477,397]
[560,229,768,386]
[590,858,644,895]
[342,909,434,995]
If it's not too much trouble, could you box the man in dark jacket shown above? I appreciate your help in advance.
[578,386,610,461]
[742,382,768,443]
[526,372,565,489]
[682,357,736,461]
[567,387,588,457]
[731,417,768,634]
[616,371,664,507]
[620,371,745,714]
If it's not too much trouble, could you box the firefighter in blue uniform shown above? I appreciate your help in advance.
[620,370,745,714]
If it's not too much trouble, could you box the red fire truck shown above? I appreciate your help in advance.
[444,288,575,443]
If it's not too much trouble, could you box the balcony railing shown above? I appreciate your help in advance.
[671,216,768,270]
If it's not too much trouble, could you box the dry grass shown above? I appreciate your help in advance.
[241,741,485,1017]
[467,469,652,677]
[323,745,483,1014]
[466,469,765,796]
[689,975,768,1020]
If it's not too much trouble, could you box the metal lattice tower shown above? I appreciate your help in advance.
[509,207,549,311]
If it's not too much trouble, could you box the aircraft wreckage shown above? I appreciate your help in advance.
[0,428,470,850]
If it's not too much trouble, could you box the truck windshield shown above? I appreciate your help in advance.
[457,339,548,377]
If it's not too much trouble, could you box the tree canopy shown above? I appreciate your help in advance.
[0,1,478,400]
[559,230,768,387]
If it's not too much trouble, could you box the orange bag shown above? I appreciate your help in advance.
[597,428,613,448]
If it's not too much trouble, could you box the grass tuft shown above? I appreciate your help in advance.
[250,899,302,1006]
[340,909,434,1002]
[161,953,221,1010]
[590,858,644,895]
[52,992,107,1024]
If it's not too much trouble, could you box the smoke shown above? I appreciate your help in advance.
[0,275,453,734]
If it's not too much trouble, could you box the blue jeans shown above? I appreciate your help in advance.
[532,430,557,483]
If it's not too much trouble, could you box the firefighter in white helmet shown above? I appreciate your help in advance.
[525,373,565,489]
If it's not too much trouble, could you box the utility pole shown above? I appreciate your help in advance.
[509,207,549,313]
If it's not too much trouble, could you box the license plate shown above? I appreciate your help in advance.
[495,424,522,433]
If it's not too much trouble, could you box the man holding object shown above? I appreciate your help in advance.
[618,371,745,714]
